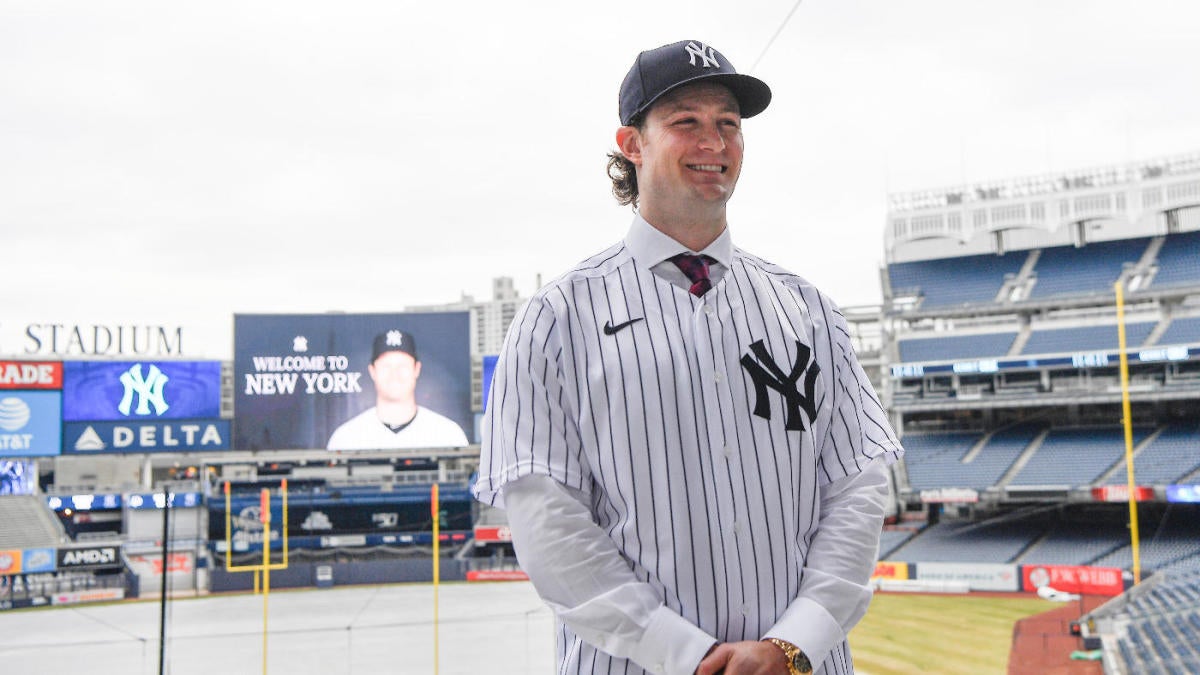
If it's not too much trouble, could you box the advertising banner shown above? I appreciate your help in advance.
[57,545,122,570]
[233,312,472,450]
[914,562,1020,592]
[61,420,230,454]
[0,391,62,456]
[21,548,56,574]
[1022,564,1125,596]
[1166,484,1200,503]
[52,588,125,606]
[127,552,194,576]
[62,361,222,422]
[474,525,512,543]
[919,488,979,504]
[871,560,910,580]
[1091,485,1154,503]
[0,361,62,390]
[0,550,21,575]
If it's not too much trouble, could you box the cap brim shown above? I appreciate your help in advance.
[627,72,772,125]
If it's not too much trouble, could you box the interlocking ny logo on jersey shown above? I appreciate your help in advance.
[685,41,720,68]
[118,364,169,416]
[740,340,819,431]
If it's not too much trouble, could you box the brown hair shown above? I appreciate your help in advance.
[606,113,645,207]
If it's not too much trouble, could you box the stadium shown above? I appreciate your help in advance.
[2,153,1200,674]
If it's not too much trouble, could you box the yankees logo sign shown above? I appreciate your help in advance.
[739,339,820,431]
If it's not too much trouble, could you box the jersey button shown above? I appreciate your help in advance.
[723,445,734,458]
[704,306,715,317]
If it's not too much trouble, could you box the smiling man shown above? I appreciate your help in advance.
[474,40,903,675]
[326,330,468,451]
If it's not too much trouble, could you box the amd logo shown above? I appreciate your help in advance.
[59,547,118,568]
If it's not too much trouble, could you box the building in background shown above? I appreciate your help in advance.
[408,276,531,412]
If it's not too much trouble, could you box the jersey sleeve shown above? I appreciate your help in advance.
[816,302,904,485]
[473,295,588,509]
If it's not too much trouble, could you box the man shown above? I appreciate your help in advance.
[326,330,469,450]
[474,40,903,675]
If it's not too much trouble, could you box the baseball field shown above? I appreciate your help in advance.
[848,592,1054,674]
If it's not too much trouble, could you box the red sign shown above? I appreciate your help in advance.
[1092,485,1154,502]
[1022,565,1124,596]
[474,525,513,543]
[0,361,62,389]
[871,561,910,580]
[466,569,529,582]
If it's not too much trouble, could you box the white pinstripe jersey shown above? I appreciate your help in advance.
[475,237,902,675]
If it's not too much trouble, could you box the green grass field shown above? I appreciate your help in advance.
[848,593,1055,675]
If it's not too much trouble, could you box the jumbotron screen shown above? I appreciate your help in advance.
[233,312,471,451]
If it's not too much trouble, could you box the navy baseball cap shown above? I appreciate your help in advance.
[619,40,772,126]
[372,330,418,363]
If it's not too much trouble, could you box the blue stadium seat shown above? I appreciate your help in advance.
[888,252,1027,309]
[1106,425,1200,486]
[898,332,1018,362]
[1021,322,1156,356]
[1028,238,1151,299]
[1150,230,1200,288]
[1156,316,1200,347]
[1007,427,1151,487]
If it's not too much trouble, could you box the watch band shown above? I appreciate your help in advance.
[764,637,814,675]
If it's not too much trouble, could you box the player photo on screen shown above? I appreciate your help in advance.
[233,312,471,451]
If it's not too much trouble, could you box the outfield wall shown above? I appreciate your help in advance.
[872,561,1127,595]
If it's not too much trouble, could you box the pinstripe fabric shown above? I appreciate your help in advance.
[476,240,902,675]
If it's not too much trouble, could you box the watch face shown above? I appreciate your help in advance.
[793,652,813,674]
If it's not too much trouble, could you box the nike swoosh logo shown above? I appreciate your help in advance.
[603,317,644,335]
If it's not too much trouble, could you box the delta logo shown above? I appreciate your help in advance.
[69,421,228,453]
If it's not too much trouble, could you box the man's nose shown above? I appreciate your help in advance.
[697,122,726,152]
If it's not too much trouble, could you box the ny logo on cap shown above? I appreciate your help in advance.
[386,330,406,347]
[684,41,720,68]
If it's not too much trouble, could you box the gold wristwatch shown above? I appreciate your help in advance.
[764,637,814,675]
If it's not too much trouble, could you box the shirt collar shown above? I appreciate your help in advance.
[624,212,734,269]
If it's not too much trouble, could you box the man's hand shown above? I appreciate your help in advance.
[694,640,790,675]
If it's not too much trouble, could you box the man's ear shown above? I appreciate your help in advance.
[615,126,642,167]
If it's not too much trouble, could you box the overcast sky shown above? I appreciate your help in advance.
[4,0,1200,359]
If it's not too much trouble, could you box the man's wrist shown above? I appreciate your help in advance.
[762,638,814,675]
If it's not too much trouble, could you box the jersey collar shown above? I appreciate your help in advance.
[625,212,735,271]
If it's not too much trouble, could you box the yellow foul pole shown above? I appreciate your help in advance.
[432,482,440,675]
[1114,281,1142,585]
[260,487,271,674]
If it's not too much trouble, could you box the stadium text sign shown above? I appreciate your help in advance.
[12,324,185,357]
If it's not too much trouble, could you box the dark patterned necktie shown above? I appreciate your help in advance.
[670,253,715,297]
